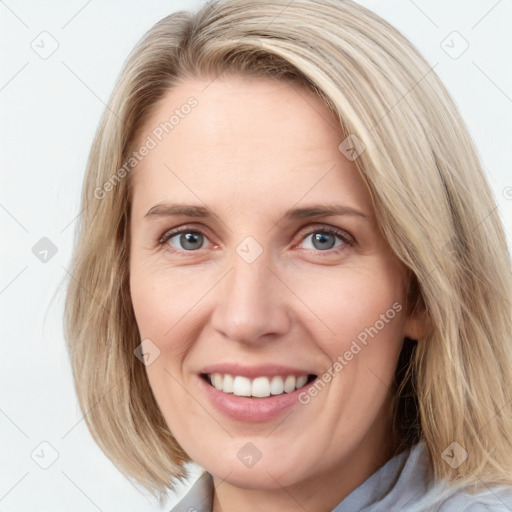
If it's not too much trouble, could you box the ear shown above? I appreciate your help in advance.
[403,307,431,340]
[402,272,432,340]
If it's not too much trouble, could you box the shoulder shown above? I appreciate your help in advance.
[169,471,214,512]
[437,486,512,512]
[387,443,512,512]
[402,482,512,512]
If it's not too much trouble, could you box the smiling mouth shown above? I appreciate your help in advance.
[201,373,317,398]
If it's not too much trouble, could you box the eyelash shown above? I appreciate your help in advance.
[157,224,354,256]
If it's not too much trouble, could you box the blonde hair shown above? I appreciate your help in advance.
[64,0,512,504]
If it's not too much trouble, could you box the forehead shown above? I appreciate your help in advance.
[130,75,370,215]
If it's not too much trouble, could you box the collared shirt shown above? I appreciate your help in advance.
[169,441,512,511]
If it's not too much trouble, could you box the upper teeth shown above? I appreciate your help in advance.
[208,374,309,397]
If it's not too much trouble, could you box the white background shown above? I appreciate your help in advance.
[1,1,511,511]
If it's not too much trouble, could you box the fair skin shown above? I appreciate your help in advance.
[129,74,428,512]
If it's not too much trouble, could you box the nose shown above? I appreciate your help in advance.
[210,249,291,345]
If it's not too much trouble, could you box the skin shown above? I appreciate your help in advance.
[129,74,429,512]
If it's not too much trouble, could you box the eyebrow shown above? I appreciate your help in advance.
[144,203,369,221]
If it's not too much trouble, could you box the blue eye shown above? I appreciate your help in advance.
[299,229,350,251]
[162,230,207,251]
[158,225,353,255]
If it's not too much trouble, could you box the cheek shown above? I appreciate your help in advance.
[130,267,202,430]
[129,266,194,412]
[290,262,406,353]
[130,263,208,343]
[129,263,216,411]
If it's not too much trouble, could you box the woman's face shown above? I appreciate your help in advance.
[129,75,426,496]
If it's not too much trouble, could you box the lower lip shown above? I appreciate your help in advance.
[197,375,311,422]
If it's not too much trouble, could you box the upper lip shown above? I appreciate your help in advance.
[200,363,318,379]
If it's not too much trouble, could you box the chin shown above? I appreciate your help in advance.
[208,460,308,490]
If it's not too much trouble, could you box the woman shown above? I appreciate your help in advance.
[64,0,512,510]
